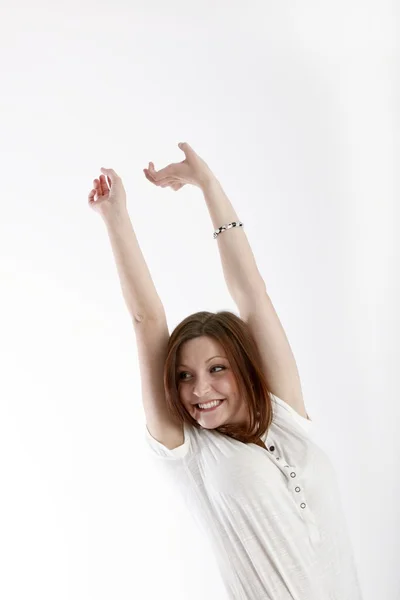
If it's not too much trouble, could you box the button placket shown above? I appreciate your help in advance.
[268,442,307,510]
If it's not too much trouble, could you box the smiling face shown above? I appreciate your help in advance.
[176,335,250,429]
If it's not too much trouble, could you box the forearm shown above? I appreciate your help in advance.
[103,208,165,322]
[201,175,266,303]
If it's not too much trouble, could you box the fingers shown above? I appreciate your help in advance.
[144,168,171,186]
[148,161,178,180]
[88,175,108,204]
[100,174,110,194]
[92,176,108,196]
[144,168,181,189]
[88,189,96,205]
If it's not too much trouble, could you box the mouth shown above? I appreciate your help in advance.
[195,399,226,412]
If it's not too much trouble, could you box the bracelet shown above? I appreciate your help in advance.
[213,221,244,239]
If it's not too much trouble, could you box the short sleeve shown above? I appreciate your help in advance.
[144,421,191,459]
[271,394,314,436]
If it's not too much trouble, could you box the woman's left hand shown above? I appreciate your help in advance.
[143,142,214,191]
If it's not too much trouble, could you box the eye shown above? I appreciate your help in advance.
[178,365,225,380]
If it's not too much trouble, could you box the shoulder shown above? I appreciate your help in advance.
[271,394,314,435]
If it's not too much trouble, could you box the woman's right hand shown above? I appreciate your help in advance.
[88,168,127,219]
[143,142,215,191]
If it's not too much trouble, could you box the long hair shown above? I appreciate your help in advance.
[163,310,274,450]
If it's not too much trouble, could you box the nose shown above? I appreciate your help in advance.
[193,379,213,399]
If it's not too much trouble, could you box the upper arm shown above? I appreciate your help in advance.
[134,316,184,450]
[238,289,310,421]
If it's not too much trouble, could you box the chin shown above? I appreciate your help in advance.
[199,422,220,430]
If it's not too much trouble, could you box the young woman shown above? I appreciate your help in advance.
[88,143,363,599]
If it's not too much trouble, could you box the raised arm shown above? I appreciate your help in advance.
[144,143,266,305]
[103,207,166,322]
[89,169,165,322]
[145,143,308,420]
[88,170,185,449]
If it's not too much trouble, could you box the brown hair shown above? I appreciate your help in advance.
[163,310,274,450]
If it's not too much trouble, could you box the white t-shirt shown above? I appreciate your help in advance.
[144,394,363,600]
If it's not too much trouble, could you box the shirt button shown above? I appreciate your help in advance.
[290,472,297,478]
[269,445,275,452]
[295,486,301,492]
[300,503,306,509]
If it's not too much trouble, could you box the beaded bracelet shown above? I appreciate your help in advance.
[213,221,244,239]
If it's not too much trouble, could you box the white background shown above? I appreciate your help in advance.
[0,1,398,598]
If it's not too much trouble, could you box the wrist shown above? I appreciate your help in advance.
[199,172,219,193]
[101,205,130,226]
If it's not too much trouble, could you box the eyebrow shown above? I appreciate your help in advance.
[178,355,226,368]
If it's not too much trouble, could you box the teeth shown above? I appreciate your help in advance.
[198,399,223,409]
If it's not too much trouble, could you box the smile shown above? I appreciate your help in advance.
[196,399,225,412]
